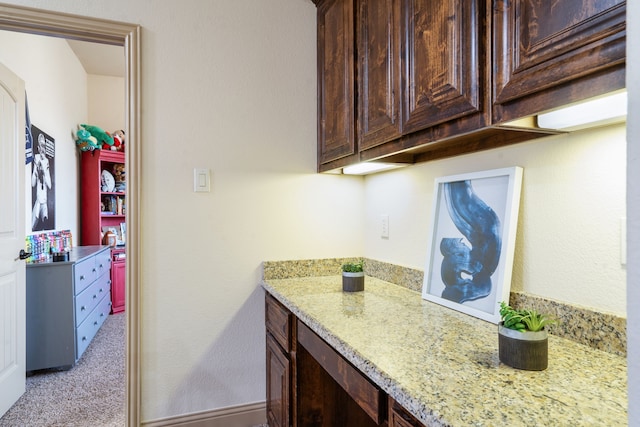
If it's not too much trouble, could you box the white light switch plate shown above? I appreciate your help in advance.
[194,168,211,192]
[381,215,389,239]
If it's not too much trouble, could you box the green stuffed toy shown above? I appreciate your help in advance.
[75,128,99,151]
[80,124,114,148]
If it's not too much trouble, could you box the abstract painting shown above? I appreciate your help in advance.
[422,167,523,323]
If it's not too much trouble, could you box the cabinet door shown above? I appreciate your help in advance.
[400,0,484,134]
[317,0,357,166]
[357,0,401,150]
[266,333,290,427]
[111,259,125,314]
[493,0,626,122]
[389,397,423,427]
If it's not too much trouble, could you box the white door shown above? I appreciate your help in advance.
[0,61,26,417]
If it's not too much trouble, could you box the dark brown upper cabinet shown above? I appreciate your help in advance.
[314,0,626,172]
[400,0,486,134]
[317,0,357,166]
[492,0,626,123]
[357,0,402,151]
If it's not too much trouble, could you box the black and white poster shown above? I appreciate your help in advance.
[31,125,55,231]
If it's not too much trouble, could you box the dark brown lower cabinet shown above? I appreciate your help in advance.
[266,293,430,426]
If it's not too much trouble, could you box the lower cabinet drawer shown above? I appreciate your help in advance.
[75,273,111,327]
[76,293,112,359]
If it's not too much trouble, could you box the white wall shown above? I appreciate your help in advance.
[364,124,627,315]
[626,1,639,425]
[0,30,87,240]
[88,74,125,133]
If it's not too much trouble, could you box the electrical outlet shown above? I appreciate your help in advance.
[381,215,389,239]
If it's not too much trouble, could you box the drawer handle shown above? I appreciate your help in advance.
[99,263,103,268]
[93,294,97,299]
[81,305,86,311]
[92,268,96,272]
[94,321,98,326]
[80,275,85,281]
[82,336,87,341]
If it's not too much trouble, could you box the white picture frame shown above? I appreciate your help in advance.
[422,167,523,323]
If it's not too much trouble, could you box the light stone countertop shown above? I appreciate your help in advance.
[262,275,627,427]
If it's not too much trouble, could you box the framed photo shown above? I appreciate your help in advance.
[422,167,523,323]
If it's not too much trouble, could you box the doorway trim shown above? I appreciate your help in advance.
[0,4,141,426]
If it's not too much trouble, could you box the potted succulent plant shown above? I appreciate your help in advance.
[498,301,557,371]
[342,260,364,292]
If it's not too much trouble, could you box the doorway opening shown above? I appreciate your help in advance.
[0,5,140,426]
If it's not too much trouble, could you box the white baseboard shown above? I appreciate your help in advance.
[142,401,266,427]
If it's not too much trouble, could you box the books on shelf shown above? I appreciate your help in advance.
[101,194,125,215]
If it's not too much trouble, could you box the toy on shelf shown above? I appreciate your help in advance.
[74,124,114,151]
[111,129,125,152]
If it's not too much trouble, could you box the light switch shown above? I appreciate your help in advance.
[194,168,211,192]
[381,215,389,239]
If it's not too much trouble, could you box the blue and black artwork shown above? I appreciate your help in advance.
[440,180,501,303]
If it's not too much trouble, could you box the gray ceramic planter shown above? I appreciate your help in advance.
[498,323,548,371]
[342,272,364,292]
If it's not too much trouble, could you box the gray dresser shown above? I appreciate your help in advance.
[26,245,112,371]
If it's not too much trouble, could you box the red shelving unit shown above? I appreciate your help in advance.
[80,149,126,313]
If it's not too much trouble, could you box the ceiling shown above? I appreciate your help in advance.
[66,39,124,78]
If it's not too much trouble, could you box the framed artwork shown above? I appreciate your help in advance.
[422,167,523,323]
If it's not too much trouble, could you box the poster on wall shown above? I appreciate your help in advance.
[422,167,523,324]
[31,125,55,232]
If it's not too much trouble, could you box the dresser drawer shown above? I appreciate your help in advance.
[75,273,111,327]
[74,256,97,295]
[95,249,112,279]
[266,294,291,352]
[76,292,111,359]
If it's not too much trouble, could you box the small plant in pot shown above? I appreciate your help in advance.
[498,302,557,371]
[342,260,364,292]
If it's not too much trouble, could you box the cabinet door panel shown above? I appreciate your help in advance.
[358,0,401,150]
[493,0,625,111]
[266,334,290,427]
[318,0,356,164]
[111,259,125,314]
[401,0,483,133]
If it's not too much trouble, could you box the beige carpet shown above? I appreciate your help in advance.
[0,312,125,426]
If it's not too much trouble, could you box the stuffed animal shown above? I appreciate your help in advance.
[111,129,125,152]
[112,163,126,192]
[80,124,114,148]
[75,128,99,151]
